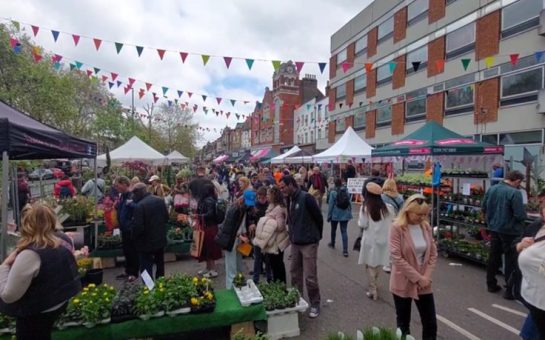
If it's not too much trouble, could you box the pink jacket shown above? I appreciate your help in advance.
[389,222,437,300]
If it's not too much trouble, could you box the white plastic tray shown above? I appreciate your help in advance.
[234,279,264,307]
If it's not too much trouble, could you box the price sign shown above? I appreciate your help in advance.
[347,177,366,194]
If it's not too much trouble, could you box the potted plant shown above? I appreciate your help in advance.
[190,276,216,314]
[0,313,15,335]
[97,234,122,250]
[134,286,163,320]
[164,274,195,316]
[167,227,186,244]
[60,196,95,225]
[233,272,246,289]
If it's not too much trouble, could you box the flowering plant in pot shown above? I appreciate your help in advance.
[258,281,299,311]
[190,276,216,313]
[163,274,196,316]
[134,285,165,320]
[233,272,246,289]
[80,284,116,327]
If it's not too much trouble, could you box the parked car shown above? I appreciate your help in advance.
[28,169,54,180]
[51,168,65,179]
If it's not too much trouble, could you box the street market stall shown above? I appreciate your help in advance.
[311,126,373,163]
[371,121,504,264]
[96,136,167,166]
[166,150,190,164]
[270,146,302,164]
[284,149,314,164]
[0,100,97,258]
[250,148,277,163]
[213,154,228,164]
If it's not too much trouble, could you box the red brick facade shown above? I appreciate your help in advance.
[367,69,377,98]
[475,77,499,124]
[426,93,444,125]
[328,121,336,143]
[346,79,354,106]
[476,10,500,61]
[329,87,336,109]
[428,37,445,77]
[345,115,354,128]
[429,0,445,24]
[393,55,406,90]
[394,7,407,43]
[330,55,337,79]
[391,103,405,135]
[367,28,378,58]
[347,42,355,69]
[365,110,376,139]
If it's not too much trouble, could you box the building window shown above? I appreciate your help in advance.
[378,16,394,43]
[336,83,346,100]
[337,49,347,65]
[500,67,543,106]
[336,118,346,132]
[500,130,542,144]
[445,84,474,115]
[446,0,459,5]
[377,63,392,86]
[354,110,366,130]
[406,45,428,75]
[408,0,428,26]
[318,128,322,139]
[355,36,367,58]
[502,0,541,38]
[446,22,475,60]
[482,134,498,145]
[376,105,392,126]
[354,74,367,93]
[445,73,475,90]
[405,88,427,122]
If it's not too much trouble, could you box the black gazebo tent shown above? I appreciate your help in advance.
[0,100,97,257]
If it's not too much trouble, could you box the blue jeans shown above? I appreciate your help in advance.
[225,240,243,289]
[520,313,543,340]
[253,246,272,283]
[330,220,348,253]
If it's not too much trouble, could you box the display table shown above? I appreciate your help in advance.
[37,289,266,340]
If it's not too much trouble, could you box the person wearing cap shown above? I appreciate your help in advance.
[389,194,437,339]
[148,175,170,198]
[358,182,395,300]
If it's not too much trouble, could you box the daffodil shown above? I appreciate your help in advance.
[88,283,96,288]
[83,287,89,292]
[73,299,80,304]
[192,277,199,284]
[191,297,199,305]
[144,290,149,295]
[201,278,207,284]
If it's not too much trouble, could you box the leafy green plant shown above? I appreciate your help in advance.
[97,234,122,249]
[111,281,141,318]
[0,313,15,330]
[162,274,197,311]
[258,281,299,311]
[233,272,246,289]
[134,286,162,316]
[60,195,95,223]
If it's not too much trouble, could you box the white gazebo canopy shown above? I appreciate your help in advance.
[97,136,167,165]
[166,150,190,164]
[311,126,373,163]
[270,146,302,164]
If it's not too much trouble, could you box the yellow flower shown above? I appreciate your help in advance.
[192,277,199,284]
[144,290,149,295]
[105,298,109,302]
[88,283,96,288]
[201,278,207,284]
[206,292,213,301]
[73,299,80,304]
[83,287,89,292]
[159,283,163,288]
[82,292,87,296]
[160,288,165,292]
[103,292,108,297]
[191,297,199,305]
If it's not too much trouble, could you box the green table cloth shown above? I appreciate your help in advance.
[3,289,266,340]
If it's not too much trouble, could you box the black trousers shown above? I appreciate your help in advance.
[268,251,286,284]
[16,303,67,340]
[528,302,545,339]
[486,231,518,290]
[121,230,139,276]
[139,248,165,280]
[393,293,437,340]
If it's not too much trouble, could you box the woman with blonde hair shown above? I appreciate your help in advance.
[389,194,437,340]
[0,203,80,340]
[382,175,404,215]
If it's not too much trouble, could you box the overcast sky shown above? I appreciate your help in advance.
[0,0,371,146]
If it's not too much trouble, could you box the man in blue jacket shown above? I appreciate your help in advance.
[482,170,526,299]
[115,176,139,281]
[279,175,323,318]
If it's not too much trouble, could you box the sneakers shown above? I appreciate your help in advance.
[343,251,348,257]
[327,243,334,249]
[203,270,218,278]
[308,306,320,318]
[383,266,391,273]
[366,291,378,301]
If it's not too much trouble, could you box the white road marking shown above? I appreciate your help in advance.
[491,304,527,317]
[436,314,481,340]
[468,308,519,335]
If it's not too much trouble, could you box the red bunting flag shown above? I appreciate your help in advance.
[51,54,62,63]
[111,72,118,81]
[139,89,145,99]
[86,70,93,77]
[32,52,42,63]
[72,34,80,46]
[226,112,231,119]
[124,86,131,95]
[101,75,108,82]
[295,61,304,73]
[224,56,232,68]
[153,94,159,103]
[510,54,519,66]
[31,25,39,36]
[145,82,152,91]
[157,49,166,60]
[128,78,135,86]
[216,97,222,105]
[188,92,193,98]
[342,62,351,73]
[365,63,373,73]
[179,52,188,63]
[93,38,102,51]
[9,37,17,48]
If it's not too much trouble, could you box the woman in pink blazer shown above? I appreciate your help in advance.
[389,194,437,340]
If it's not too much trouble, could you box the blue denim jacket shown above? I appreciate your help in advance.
[327,187,353,222]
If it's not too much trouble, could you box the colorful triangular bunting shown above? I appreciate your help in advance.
[295,61,304,73]
[389,61,396,74]
[412,62,421,72]
[342,62,350,73]
[230,99,236,106]
[177,90,183,98]
[51,30,60,42]
[202,95,207,102]
[93,38,102,51]
[31,25,39,37]
[136,46,144,57]
[461,58,471,71]
[201,55,210,66]
[157,49,166,60]
[72,34,80,46]
[115,42,123,54]
[94,67,100,74]
[75,61,83,69]
[246,59,254,70]
[162,86,168,96]
[108,82,114,89]
[484,56,495,68]
[435,59,445,72]
[318,62,326,74]
[272,60,281,71]
[180,52,188,63]
[224,56,232,68]
[535,51,544,63]
[510,54,519,66]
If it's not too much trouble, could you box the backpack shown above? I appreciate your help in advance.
[215,198,228,224]
[59,185,72,199]
[336,188,350,210]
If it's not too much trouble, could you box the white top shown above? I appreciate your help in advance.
[357,204,395,267]
[409,224,426,266]
[519,228,545,310]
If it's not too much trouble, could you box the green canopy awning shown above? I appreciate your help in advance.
[371,121,503,157]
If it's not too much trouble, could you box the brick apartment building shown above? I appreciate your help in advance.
[329,0,545,170]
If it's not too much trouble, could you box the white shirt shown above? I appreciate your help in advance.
[409,224,426,266]
[519,229,545,309]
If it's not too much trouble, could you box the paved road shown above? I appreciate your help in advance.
[103,206,527,340]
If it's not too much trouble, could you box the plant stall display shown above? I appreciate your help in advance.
[190,276,216,313]
[96,234,123,250]
[111,281,141,323]
[0,313,15,335]
[258,281,307,339]
[166,225,193,243]
[57,283,116,329]
[162,274,197,316]
[60,196,95,225]
[441,169,488,178]
[326,327,416,340]
[134,283,166,320]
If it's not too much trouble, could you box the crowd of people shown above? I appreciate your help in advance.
[2,161,545,340]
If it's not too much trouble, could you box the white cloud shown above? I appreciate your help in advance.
[0,0,372,146]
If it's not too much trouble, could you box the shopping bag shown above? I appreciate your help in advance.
[236,242,253,257]
[190,218,205,258]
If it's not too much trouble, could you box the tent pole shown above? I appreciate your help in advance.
[1,152,9,259]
